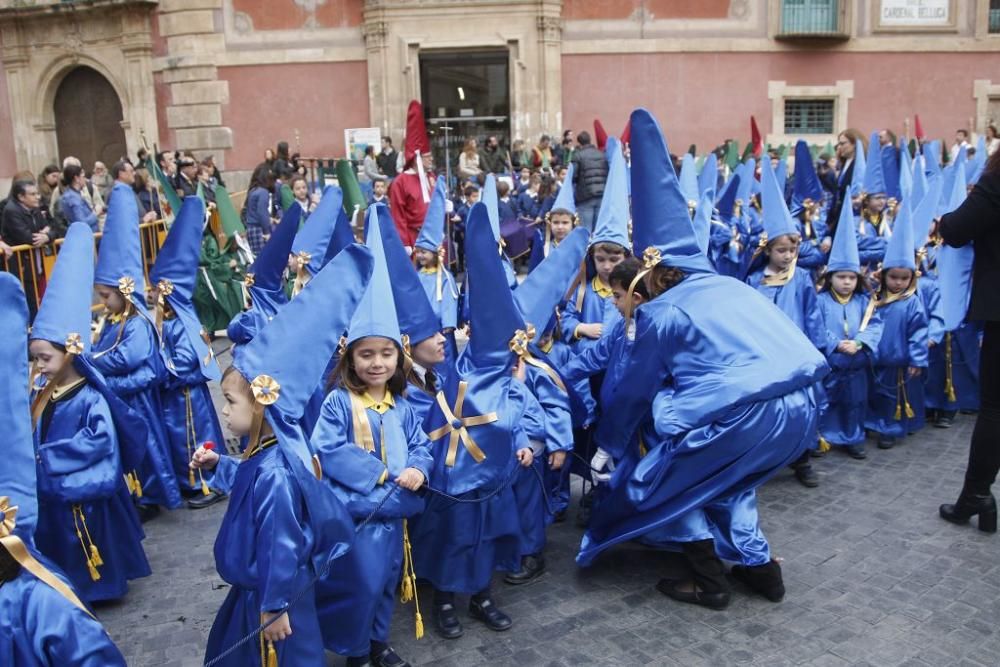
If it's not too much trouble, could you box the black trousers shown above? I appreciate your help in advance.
[964,320,1000,496]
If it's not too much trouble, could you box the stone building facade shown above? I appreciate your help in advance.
[2,0,1000,186]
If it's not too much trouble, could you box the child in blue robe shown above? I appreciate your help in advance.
[746,157,831,487]
[150,197,227,508]
[410,201,542,641]
[1,271,128,666]
[528,164,577,273]
[815,206,884,458]
[865,200,929,449]
[193,245,369,667]
[27,223,151,603]
[789,140,831,272]
[559,243,626,355]
[311,209,433,667]
[909,275,945,432]
[90,183,180,513]
[926,321,982,424]
[855,134,893,269]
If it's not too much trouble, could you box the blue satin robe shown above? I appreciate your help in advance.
[205,441,327,666]
[816,291,885,447]
[577,272,828,566]
[865,292,929,438]
[159,317,225,494]
[410,380,541,594]
[560,280,623,358]
[746,266,830,353]
[908,278,946,430]
[925,321,982,411]
[418,266,459,331]
[311,389,433,657]
[856,215,891,268]
[32,383,150,603]
[0,554,127,666]
[90,315,181,509]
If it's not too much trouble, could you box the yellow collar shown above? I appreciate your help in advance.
[419,266,437,275]
[107,312,125,324]
[50,376,86,402]
[539,339,554,354]
[592,276,613,299]
[360,390,395,414]
[831,291,853,306]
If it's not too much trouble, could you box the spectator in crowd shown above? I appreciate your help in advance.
[458,137,484,181]
[134,167,162,222]
[263,147,275,168]
[174,156,198,198]
[950,128,971,163]
[827,128,866,238]
[480,135,510,174]
[496,180,516,223]
[204,154,226,188]
[532,134,555,173]
[157,150,177,178]
[1,179,49,318]
[37,164,60,215]
[515,166,532,195]
[369,179,389,206]
[878,129,897,148]
[59,164,102,232]
[244,163,274,254]
[554,129,574,166]
[361,145,387,184]
[377,136,399,180]
[113,160,157,224]
[516,172,543,221]
[570,130,608,232]
[197,162,217,205]
[986,125,1000,157]
[50,156,104,227]
[511,139,530,171]
[92,161,113,200]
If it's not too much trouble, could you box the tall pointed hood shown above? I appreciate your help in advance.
[912,176,944,247]
[922,140,942,178]
[735,158,756,213]
[698,152,718,200]
[95,181,146,311]
[939,147,967,217]
[482,173,503,241]
[463,201,526,368]
[31,222,94,354]
[790,140,823,216]
[336,158,367,224]
[899,144,914,203]
[414,176,449,251]
[693,191,714,256]
[292,185,343,277]
[591,136,629,249]
[346,205,401,346]
[774,157,788,200]
[550,163,576,215]
[678,153,699,206]
[849,138,867,198]
[593,119,608,151]
[150,196,220,382]
[322,204,357,266]
[375,204,441,346]
[246,201,299,309]
[760,154,799,241]
[967,135,987,186]
[826,196,861,274]
[2,274,37,542]
[881,144,901,201]
[629,108,714,274]
[937,154,974,329]
[882,198,916,271]
[404,100,431,163]
[514,226,589,335]
[862,132,886,196]
[716,172,742,223]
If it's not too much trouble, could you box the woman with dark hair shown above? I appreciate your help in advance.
[937,149,1000,533]
[1,179,49,318]
[59,165,101,232]
[243,163,274,254]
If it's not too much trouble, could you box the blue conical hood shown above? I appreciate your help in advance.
[862,132,886,196]
[414,176,448,251]
[881,144,901,200]
[775,157,788,200]
[693,191,714,255]
[550,163,576,215]
[736,158,756,210]
[292,186,342,276]
[910,153,927,207]
[629,108,715,274]
[591,136,630,248]
[376,204,441,346]
[679,153,699,206]
[900,145,914,203]
[790,140,822,216]
[151,196,204,301]
[967,135,987,186]
[849,138,866,198]
[323,205,357,266]
[760,155,798,241]
[716,172,741,223]
[922,140,942,178]
[347,205,401,346]
[31,222,94,353]
[250,203,299,293]
[482,173,502,242]
[464,201,525,368]
[95,182,146,310]
[0,273,35,541]
[882,198,916,271]
[938,147,966,217]
[827,196,861,274]
[912,176,943,247]
[234,243,374,465]
[514,226,589,335]
[698,152,718,200]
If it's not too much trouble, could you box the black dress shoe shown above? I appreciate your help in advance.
[187,490,226,510]
[345,657,373,667]
[877,435,896,449]
[136,504,161,523]
[940,492,997,533]
[371,646,410,667]
[846,445,867,460]
[469,597,512,631]
[553,509,567,523]
[731,561,786,602]
[504,555,546,585]
[934,413,955,429]
[433,603,464,639]
[794,465,819,488]
[655,578,730,610]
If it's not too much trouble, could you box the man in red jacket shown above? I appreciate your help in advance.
[389,100,435,249]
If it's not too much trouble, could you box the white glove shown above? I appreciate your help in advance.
[591,448,614,483]
[445,199,455,214]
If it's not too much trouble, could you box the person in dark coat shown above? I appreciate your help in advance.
[570,131,608,232]
[1,180,51,318]
[937,149,1000,534]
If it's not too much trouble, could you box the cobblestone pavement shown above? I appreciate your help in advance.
[99,405,1000,667]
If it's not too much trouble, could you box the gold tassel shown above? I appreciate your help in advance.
[400,520,424,639]
[415,611,425,640]
[201,476,211,496]
[894,369,904,421]
[266,641,277,667]
[189,469,197,488]
[944,332,957,403]
[818,437,831,454]
[133,472,143,498]
[73,506,100,581]
[400,570,414,603]
[90,544,104,568]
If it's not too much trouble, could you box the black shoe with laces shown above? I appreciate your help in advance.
[370,646,410,667]
[469,597,512,631]
[433,602,463,639]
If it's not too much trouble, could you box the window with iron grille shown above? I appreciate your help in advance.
[784,99,835,135]
[781,0,840,34]
[990,0,1000,34]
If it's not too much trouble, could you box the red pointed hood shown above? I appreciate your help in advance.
[404,100,431,163]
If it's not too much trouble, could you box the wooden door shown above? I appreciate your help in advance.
[54,66,128,169]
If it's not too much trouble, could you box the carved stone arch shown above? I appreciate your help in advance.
[35,54,130,130]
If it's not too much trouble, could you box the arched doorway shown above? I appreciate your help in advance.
[54,66,127,169]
